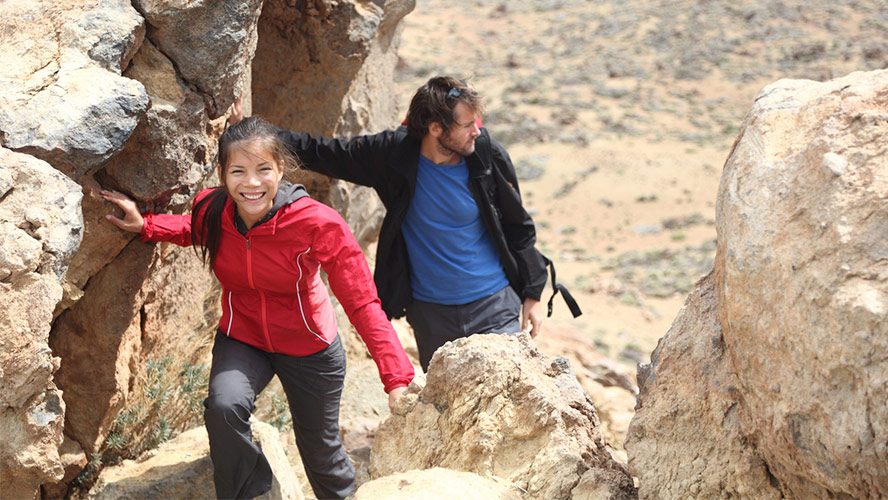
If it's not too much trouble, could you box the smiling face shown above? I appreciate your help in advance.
[220,140,283,229]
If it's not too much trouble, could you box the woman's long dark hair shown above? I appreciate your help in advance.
[190,117,299,270]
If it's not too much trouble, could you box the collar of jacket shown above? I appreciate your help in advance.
[467,129,493,180]
[226,181,309,236]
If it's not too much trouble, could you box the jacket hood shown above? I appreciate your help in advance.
[272,180,310,211]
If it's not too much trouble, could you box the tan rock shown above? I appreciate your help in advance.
[627,69,888,499]
[354,467,524,500]
[578,378,635,459]
[252,0,413,137]
[0,388,66,500]
[717,69,888,499]
[534,322,637,455]
[50,240,154,453]
[88,420,302,500]
[370,333,636,500]
[40,436,88,500]
[0,148,82,409]
[0,147,80,499]
[52,238,219,454]
[626,272,781,499]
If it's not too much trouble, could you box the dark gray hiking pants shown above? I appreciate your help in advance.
[406,285,522,372]
[204,331,354,500]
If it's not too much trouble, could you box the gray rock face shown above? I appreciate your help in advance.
[98,38,215,204]
[371,334,637,500]
[135,0,264,117]
[627,69,888,500]
[0,147,82,498]
[0,0,148,181]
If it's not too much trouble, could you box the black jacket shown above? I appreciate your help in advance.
[278,127,548,319]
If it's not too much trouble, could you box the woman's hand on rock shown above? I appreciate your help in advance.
[102,190,144,234]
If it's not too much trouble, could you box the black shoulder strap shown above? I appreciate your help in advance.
[478,129,581,318]
[543,255,582,318]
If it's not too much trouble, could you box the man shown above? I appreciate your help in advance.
[241,76,553,371]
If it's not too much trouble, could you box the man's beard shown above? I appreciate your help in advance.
[437,132,475,158]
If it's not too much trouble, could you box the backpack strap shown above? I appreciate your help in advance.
[543,255,582,318]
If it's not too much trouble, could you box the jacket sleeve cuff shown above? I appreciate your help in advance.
[384,382,410,394]
[138,212,155,242]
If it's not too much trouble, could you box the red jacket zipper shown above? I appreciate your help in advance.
[246,237,274,352]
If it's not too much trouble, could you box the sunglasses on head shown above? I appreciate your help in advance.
[447,87,463,99]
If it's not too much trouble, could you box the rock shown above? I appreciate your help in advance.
[135,0,264,117]
[533,322,637,455]
[40,436,88,499]
[64,0,146,73]
[0,147,81,498]
[717,69,888,499]
[626,69,888,499]
[87,420,302,499]
[583,357,638,394]
[0,389,66,500]
[50,240,155,452]
[578,378,635,461]
[370,333,637,500]
[97,39,218,204]
[252,0,413,137]
[251,0,412,246]
[626,272,781,499]
[51,239,219,454]
[0,0,148,181]
[354,467,524,500]
[330,180,386,252]
[53,176,137,317]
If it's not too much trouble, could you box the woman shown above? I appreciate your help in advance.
[103,117,413,499]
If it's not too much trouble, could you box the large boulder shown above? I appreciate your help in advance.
[626,69,888,499]
[0,0,148,181]
[371,334,637,500]
[0,147,82,498]
[51,238,219,453]
[87,420,302,500]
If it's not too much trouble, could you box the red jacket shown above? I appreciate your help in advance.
[139,187,414,393]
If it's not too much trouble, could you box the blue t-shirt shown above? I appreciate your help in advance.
[402,155,510,304]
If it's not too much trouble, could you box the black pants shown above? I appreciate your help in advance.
[406,285,522,372]
[204,332,354,500]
